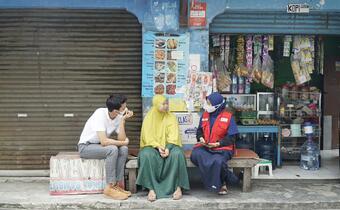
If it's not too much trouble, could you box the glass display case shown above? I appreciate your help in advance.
[222,94,257,125]
[222,94,256,111]
[257,92,275,119]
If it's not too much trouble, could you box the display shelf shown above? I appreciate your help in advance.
[278,90,321,162]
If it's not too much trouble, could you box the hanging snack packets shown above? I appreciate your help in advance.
[252,54,262,83]
[220,34,225,63]
[235,35,245,77]
[283,35,292,57]
[291,36,312,85]
[236,35,245,65]
[268,35,274,51]
[246,35,253,75]
[261,54,274,89]
[262,35,269,57]
[224,35,230,68]
[215,57,232,92]
[212,34,220,47]
[253,35,262,56]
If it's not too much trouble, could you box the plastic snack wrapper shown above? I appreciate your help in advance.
[261,54,274,89]
[252,54,262,83]
[214,57,232,92]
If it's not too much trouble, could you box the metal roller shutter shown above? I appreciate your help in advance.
[210,11,340,35]
[0,9,142,169]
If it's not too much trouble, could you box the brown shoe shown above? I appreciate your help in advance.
[103,185,128,200]
[116,185,132,197]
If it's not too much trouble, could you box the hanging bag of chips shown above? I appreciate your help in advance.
[214,56,232,92]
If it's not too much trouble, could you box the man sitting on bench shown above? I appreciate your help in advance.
[191,92,239,195]
[77,94,133,200]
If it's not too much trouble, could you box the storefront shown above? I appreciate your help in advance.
[0,8,143,169]
[0,0,339,176]
[207,4,340,171]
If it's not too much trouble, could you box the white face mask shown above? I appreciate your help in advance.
[203,101,217,113]
[119,108,128,116]
[203,100,224,113]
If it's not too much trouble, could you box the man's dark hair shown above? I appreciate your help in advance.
[106,94,127,112]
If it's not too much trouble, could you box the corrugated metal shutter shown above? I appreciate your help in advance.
[210,11,340,35]
[0,9,142,169]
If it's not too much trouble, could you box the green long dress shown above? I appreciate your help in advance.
[136,144,190,198]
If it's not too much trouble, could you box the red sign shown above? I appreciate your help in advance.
[188,1,206,27]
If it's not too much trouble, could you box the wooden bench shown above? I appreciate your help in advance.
[125,149,259,193]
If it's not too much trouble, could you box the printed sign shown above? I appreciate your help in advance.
[175,112,200,145]
[188,1,207,27]
[287,4,310,13]
[142,32,190,97]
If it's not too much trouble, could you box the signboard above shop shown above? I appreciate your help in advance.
[287,4,310,13]
[188,0,207,27]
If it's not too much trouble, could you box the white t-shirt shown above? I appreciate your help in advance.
[78,108,122,144]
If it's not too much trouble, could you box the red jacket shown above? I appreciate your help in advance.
[195,111,234,151]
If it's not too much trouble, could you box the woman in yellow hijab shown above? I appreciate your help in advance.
[136,95,190,201]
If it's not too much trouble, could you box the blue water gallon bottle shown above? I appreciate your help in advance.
[300,122,320,170]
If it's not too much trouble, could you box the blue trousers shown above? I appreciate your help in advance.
[190,146,239,192]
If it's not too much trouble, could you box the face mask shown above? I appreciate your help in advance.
[203,100,224,113]
[119,108,128,116]
[203,101,217,113]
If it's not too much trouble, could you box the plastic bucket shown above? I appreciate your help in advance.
[290,124,301,137]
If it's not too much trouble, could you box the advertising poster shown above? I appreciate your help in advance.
[142,32,190,98]
[174,112,200,146]
[188,1,207,27]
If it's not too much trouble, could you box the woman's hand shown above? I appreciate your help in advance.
[158,147,169,158]
[158,147,165,156]
[207,142,220,148]
[162,148,169,158]
[199,137,205,144]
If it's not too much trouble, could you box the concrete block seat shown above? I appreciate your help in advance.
[126,149,259,193]
[49,152,124,195]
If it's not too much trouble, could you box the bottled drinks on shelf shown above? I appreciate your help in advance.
[245,78,251,94]
[232,74,238,94]
[238,76,244,94]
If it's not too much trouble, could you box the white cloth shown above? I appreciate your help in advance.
[78,108,122,144]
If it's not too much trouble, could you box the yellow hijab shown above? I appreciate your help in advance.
[140,95,182,149]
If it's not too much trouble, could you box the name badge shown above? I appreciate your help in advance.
[202,118,208,122]
[220,117,229,122]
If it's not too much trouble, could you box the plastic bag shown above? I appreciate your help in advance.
[151,0,179,32]
[261,55,274,89]
[252,54,262,83]
[214,57,232,92]
[235,64,249,77]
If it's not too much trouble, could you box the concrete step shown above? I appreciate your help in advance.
[1,178,340,210]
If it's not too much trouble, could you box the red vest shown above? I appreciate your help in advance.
[194,111,234,151]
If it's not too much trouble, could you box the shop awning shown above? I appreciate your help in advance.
[210,11,340,35]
